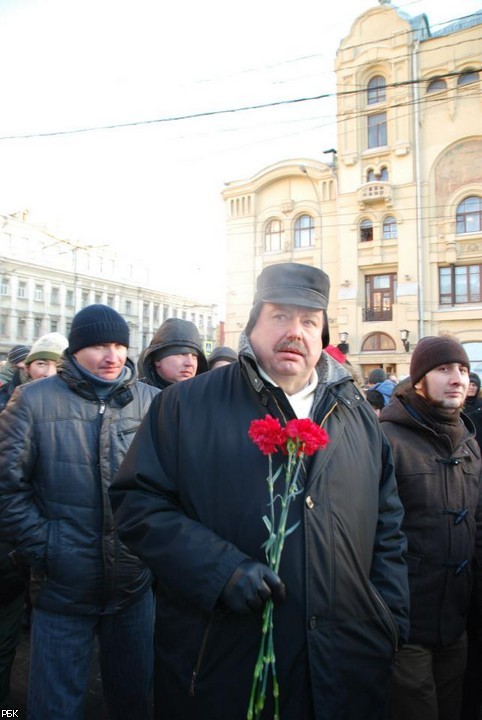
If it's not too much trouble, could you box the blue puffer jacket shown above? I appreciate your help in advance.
[0,354,159,615]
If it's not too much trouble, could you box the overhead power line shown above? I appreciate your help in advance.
[0,66,480,143]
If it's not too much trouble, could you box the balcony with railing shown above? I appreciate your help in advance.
[357,182,392,208]
[362,307,393,322]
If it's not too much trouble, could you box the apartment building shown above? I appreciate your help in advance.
[223,3,482,380]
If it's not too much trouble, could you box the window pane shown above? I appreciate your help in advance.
[265,219,283,252]
[427,78,447,93]
[360,220,373,242]
[367,76,386,105]
[440,264,482,305]
[469,266,481,301]
[294,215,314,248]
[456,196,482,234]
[368,112,387,148]
[383,216,397,239]
[458,70,479,86]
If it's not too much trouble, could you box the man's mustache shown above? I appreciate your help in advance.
[274,341,307,357]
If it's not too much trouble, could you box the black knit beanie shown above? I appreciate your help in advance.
[410,336,470,386]
[68,304,129,354]
[469,372,481,393]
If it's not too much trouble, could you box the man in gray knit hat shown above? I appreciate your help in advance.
[379,335,482,720]
[0,304,159,719]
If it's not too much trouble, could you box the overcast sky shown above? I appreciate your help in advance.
[0,0,478,304]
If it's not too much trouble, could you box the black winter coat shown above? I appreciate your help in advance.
[0,355,159,614]
[111,345,409,720]
[380,394,482,646]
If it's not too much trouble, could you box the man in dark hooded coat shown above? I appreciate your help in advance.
[138,317,207,389]
[111,262,409,720]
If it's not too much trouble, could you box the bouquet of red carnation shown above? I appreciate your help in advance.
[246,415,330,720]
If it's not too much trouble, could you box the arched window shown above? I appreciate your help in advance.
[367,76,386,105]
[361,333,396,352]
[360,219,373,243]
[427,77,447,93]
[456,196,482,234]
[383,216,397,239]
[264,219,284,252]
[366,169,377,182]
[458,69,479,87]
[294,215,314,248]
[379,166,389,181]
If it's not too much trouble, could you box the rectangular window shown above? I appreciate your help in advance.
[440,264,482,305]
[34,285,44,301]
[33,317,42,339]
[17,317,26,339]
[125,300,132,315]
[367,112,387,149]
[95,293,102,304]
[18,282,27,299]
[107,295,115,307]
[50,319,59,332]
[51,287,60,304]
[81,291,89,307]
[363,273,397,321]
[0,314,8,335]
[66,290,74,307]
[1,280,9,296]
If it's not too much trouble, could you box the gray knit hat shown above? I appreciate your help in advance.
[68,304,129,354]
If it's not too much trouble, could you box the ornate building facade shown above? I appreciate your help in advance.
[223,3,482,380]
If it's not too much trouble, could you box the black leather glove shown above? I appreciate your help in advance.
[220,559,286,613]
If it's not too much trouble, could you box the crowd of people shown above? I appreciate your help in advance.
[0,260,481,720]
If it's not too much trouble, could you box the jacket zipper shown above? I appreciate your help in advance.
[99,401,106,415]
[369,584,399,651]
[189,617,213,696]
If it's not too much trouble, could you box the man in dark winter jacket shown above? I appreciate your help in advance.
[0,305,159,720]
[0,344,30,412]
[138,317,208,389]
[379,335,482,720]
[464,371,482,448]
[111,262,410,720]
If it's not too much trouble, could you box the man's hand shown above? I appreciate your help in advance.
[220,559,286,613]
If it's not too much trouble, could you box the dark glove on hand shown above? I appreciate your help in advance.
[220,559,286,614]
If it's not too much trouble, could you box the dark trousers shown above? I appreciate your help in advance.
[388,632,467,720]
[0,591,25,704]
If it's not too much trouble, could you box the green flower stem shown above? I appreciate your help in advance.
[247,448,305,719]
[272,454,304,574]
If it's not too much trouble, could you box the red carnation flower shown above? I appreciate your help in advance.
[248,415,286,455]
[285,418,330,457]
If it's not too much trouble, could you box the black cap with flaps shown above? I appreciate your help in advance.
[254,262,330,310]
